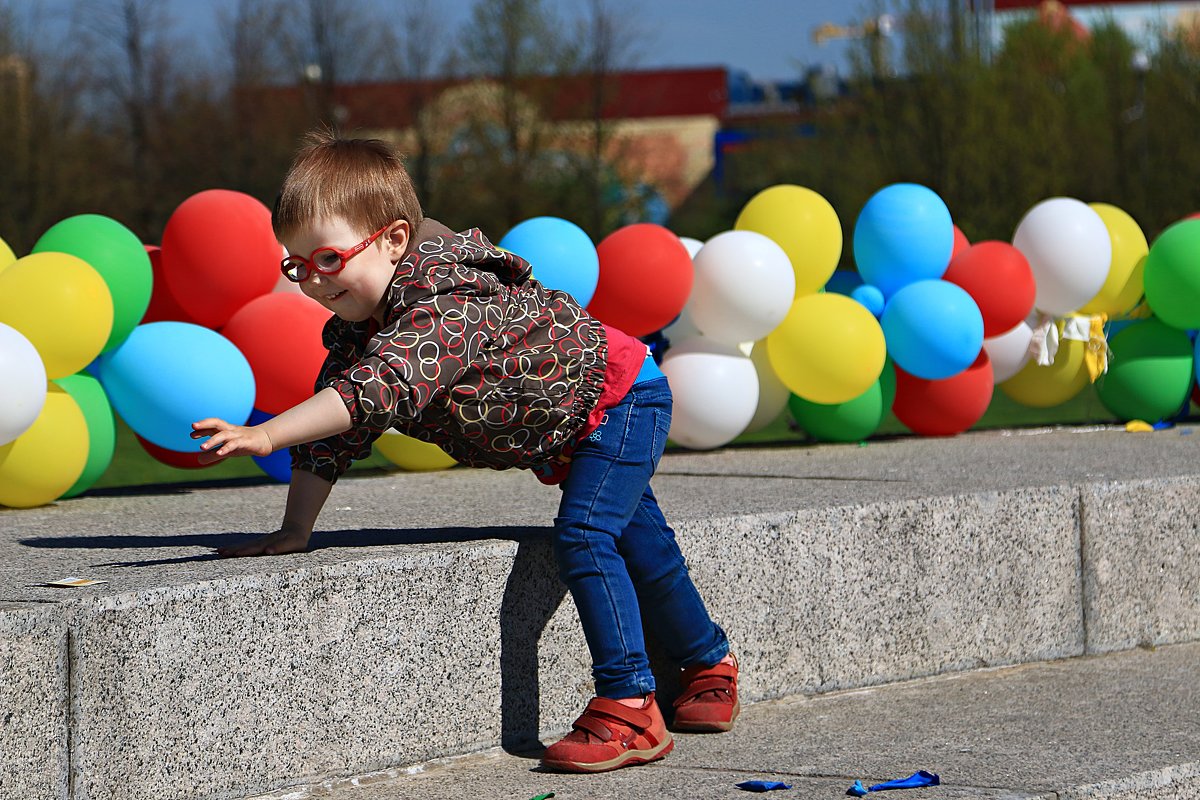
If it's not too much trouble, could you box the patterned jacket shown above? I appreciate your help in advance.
[292,228,608,483]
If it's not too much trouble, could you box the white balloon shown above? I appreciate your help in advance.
[690,230,797,346]
[661,237,706,342]
[678,236,705,258]
[983,322,1034,382]
[661,336,759,450]
[1012,197,1111,316]
[0,322,48,445]
[743,340,790,434]
[663,302,702,343]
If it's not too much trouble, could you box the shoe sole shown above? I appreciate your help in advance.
[671,699,741,733]
[541,734,675,773]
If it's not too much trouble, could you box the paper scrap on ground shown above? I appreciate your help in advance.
[736,780,793,792]
[44,577,108,587]
[847,770,940,795]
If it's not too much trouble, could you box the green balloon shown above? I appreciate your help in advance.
[54,372,116,498]
[789,361,896,442]
[33,214,152,353]
[1143,219,1200,330]
[1096,318,1193,423]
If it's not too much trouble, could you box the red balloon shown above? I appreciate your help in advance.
[952,225,970,260]
[893,352,994,436]
[943,241,1036,338]
[161,190,280,329]
[222,293,331,415]
[142,245,202,325]
[136,434,214,469]
[589,224,693,337]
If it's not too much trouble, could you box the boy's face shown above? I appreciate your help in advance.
[284,216,409,323]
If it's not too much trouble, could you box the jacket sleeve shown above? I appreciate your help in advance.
[290,295,474,482]
[290,316,380,483]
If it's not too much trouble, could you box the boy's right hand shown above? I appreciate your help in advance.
[216,527,311,558]
[191,417,273,464]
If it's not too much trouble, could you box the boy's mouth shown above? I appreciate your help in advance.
[325,290,348,302]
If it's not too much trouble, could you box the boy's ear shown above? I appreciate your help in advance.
[383,220,410,260]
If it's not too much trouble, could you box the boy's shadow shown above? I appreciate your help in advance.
[496,536,681,759]
[19,524,680,760]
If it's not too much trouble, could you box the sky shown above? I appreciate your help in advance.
[164,0,870,83]
[31,1,1200,84]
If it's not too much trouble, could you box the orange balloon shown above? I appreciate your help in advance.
[589,224,692,337]
[161,190,280,328]
[222,293,331,414]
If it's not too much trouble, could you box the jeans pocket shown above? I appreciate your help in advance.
[651,407,670,464]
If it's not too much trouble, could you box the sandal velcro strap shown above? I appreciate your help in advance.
[586,697,653,730]
[674,674,735,707]
[572,713,614,742]
[572,697,659,745]
[686,662,737,681]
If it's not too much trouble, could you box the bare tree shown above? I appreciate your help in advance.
[220,0,302,192]
[0,2,108,250]
[74,0,175,235]
[576,0,642,236]
[0,1,32,249]
[293,0,387,125]
[381,0,449,210]
[460,0,569,227]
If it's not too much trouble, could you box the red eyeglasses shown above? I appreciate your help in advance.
[281,225,390,283]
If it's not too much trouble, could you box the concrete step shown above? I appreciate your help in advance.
[2,426,1199,800]
[240,642,1200,800]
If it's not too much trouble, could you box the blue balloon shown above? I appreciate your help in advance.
[881,280,984,380]
[850,284,886,318]
[249,408,292,482]
[499,217,599,306]
[825,269,864,296]
[854,183,954,298]
[94,321,255,452]
[1195,333,1200,385]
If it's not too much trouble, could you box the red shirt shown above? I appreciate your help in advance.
[531,323,652,485]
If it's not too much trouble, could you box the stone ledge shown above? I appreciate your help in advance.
[2,430,1199,800]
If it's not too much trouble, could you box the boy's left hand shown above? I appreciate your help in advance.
[191,418,273,464]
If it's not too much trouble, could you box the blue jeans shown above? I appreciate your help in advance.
[554,376,729,699]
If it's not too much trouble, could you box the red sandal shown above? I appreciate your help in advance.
[672,653,740,732]
[541,694,674,773]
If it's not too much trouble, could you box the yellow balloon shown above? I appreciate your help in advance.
[0,384,88,508]
[375,431,458,472]
[1079,203,1149,316]
[735,185,842,296]
[999,335,1089,408]
[0,252,113,379]
[766,292,885,404]
[0,235,15,275]
[1105,254,1147,319]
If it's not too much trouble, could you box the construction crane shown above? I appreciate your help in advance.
[811,15,896,76]
[811,15,896,45]
[813,2,1000,66]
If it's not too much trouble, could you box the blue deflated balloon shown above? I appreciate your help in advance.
[499,216,600,307]
[249,408,292,482]
[94,321,255,452]
[851,284,886,318]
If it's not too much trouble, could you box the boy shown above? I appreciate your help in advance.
[192,131,738,773]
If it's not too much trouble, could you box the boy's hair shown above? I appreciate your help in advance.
[273,129,424,241]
